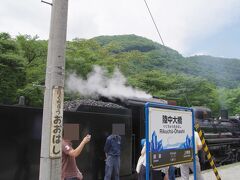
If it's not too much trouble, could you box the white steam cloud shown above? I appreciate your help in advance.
[66,66,152,100]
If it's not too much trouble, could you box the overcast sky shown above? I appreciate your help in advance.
[1,0,240,58]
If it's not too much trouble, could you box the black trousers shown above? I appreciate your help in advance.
[138,165,164,180]
[138,165,146,180]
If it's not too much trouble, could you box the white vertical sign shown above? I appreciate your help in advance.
[50,86,64,158]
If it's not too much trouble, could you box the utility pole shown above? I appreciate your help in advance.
[39,0,68,179]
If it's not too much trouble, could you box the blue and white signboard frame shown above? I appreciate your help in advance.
[145,102,196,180]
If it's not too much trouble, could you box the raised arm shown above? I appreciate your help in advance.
[68,134,91,158]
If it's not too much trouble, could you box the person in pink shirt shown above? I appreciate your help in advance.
[62,134,91,180]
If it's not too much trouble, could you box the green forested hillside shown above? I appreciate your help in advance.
[182,56,240,88]
[94,35,240,88]
[1,33,240,116]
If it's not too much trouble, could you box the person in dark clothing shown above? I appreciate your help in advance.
[104,134,121,180]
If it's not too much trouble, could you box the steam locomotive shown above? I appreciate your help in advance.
[0,98,240,180]
[193,107,240,169]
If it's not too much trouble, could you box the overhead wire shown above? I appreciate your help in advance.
[143,0,192,106]
[143,0,171,60]
[143,0,165,46]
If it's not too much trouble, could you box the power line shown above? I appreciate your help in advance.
[41,0,53,6]
[143,0,165,46]
[143,0,193,106]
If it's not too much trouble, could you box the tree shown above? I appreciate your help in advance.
[0,53,26,104]
[16,34,47,64]
[128,70,220,114]
[218,88,240,116]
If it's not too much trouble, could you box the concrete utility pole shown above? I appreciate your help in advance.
[39,0,68,179]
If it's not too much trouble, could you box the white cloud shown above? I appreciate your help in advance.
[0,0,239,55]
[0,0,51,38]
[139,0,240,54]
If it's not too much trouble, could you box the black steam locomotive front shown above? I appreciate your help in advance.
[193,107,240,168]
[0,99,134,180]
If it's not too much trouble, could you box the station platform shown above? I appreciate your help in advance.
[177,162,240,180]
